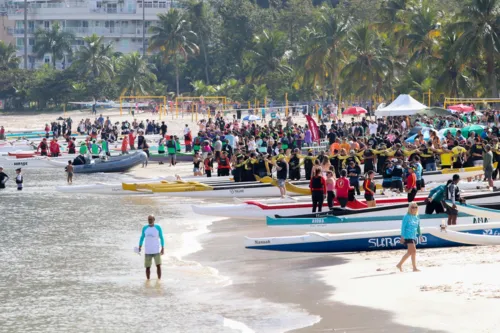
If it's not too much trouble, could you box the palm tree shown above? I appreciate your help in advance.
[244,30,292,83]
[186,0,211,84]
[117,52,157,96]
[297,11,349,98]
[434,31,471,98]
[453,0,500,98]
[401,4,442,65]
[149,9,199,96]
[0,41,20,70]
[72,34,114,79]
[191,80,216,96]
[341,25,394,100]
[33,22,74,68]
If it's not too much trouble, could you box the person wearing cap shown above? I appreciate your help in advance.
[273,154,288,198]
[138,215,164,280]
[0,166,8,189]
[445,174,465,225]
[15,168,23,191]
[37,138,49,156]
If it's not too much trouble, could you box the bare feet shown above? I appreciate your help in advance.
[396,264,403,272]
[413,268,421,272]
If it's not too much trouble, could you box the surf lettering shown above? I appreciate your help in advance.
[483,229,500,236]
[312,218,325,224]
[254,240,270,244]
[473,217,489,224]
[368,236,428,248]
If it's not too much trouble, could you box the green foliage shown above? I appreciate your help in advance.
[2,0,500,110]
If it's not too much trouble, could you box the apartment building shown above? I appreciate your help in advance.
[0,0,14,44]
[6,0,177,68]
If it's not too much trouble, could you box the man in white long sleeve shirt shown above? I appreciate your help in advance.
[138,215,165,280]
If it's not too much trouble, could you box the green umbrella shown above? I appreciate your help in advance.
[441,128,458,136]
[462,125,484,137]
[416,107,450,117]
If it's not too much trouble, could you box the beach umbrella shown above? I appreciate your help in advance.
[343,106,367,116]
[448,104,475,112]
[462,124,484,136]
[439,127,459,137]
[416,107,450,117]
[243,115,261,121]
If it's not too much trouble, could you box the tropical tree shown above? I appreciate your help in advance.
[341,25,394,99]
[296,10,349,97]
[244,30,292,83]
[33,22,74,69]
[72,34,114,79]
[116,52,156,96]
[149,9,200,96]
[0,41,20,70]
[453,0,500,97]
[191,80,216,96]
[186,0,212,84]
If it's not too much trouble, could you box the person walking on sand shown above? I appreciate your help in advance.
[15,168,23,191]
[397,202,421,272]
[66,160,74,184]
[0,166,8,189]
[138,215,165,280]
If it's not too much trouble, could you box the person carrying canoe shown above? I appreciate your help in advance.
[309,168,327,213]
[397,202,421,272]
[302,149,315,180]
[138,215,164,280]
[37,138,49,156]
[0,166,8,189]
[166,137,177,166]
[424,180,450,214]
[217,151,231,177]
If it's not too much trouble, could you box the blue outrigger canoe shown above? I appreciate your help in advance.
[245,223,500,253]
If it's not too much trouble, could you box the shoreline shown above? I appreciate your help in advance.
[188,217,444,333]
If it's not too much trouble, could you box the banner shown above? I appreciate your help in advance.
[305,114,321,143]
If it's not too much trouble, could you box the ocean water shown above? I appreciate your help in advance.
[0,169,317,333]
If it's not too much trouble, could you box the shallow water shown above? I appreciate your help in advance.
[0,169,317,333]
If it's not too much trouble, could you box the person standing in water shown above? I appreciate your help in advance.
[397,202,421,272]
[138,215,165,280]
[15,168,23,190]
[66,161,74,184]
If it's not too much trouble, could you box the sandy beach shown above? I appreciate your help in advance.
[3,108,500,332]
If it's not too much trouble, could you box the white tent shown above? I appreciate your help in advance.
[375,94,427,117]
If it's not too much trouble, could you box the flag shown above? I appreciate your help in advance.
[305,114,320,143]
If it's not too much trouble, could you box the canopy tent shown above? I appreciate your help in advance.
[343,106,367,116]
[375,94,427,117]
[448,104,475,112]
[416,107,451,117]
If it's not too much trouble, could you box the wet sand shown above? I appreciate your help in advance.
[190,218,448,332]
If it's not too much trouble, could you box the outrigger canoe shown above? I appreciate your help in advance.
[48,152,147,173]
[191,195,428,219]
[244,223,500,253]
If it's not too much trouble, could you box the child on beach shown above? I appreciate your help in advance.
[15,168,23,191]
[66,161,74,184]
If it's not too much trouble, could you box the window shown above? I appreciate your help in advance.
[44,21,49,28]
[17,38,23,47]
[82,21,89,28]
[44,57,50,64]
[29,38,34,46]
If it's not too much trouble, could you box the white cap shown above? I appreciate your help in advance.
[0,166,3,169]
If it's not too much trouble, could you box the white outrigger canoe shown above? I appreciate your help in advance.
[0,156,70,168]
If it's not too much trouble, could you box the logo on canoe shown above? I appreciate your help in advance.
[473,217,489,224]
[312,218,325,224]
[13,162,28,166]
[255,240,271,244]
[230,189,244,194]
[368,236,428,248]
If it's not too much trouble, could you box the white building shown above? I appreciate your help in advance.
[6,0,177,69]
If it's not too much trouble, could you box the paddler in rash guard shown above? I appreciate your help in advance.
[217,151,231,177]
[37,138,49,156]
[288,148,301,180]
[243,154,256,182]
[301,149,316,180]
[232,154,246,182]
[79,141,88,155]
[138,215,164,280]
[91,140,101,158]
[252,153,271,178]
